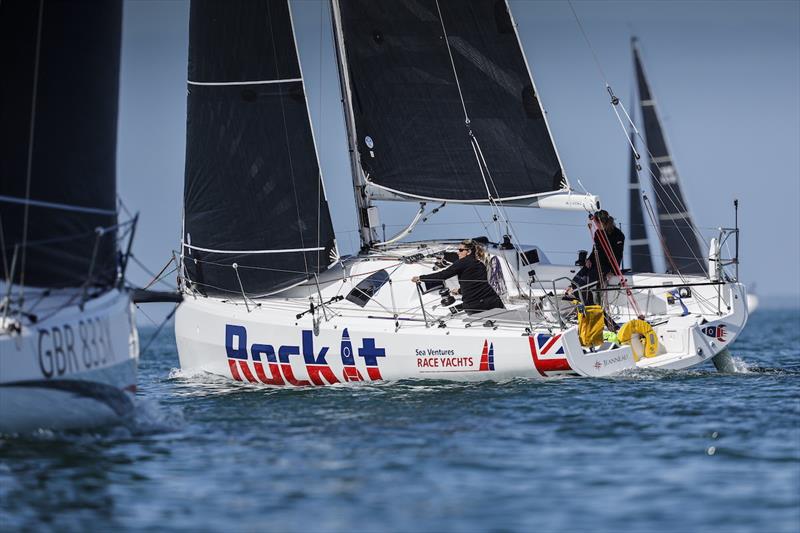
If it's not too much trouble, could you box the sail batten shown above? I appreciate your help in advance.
[333,0,565,204]
[183,0,336,297]
[633,39,706,275]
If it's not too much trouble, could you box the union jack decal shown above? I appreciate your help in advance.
[529,333,578,377]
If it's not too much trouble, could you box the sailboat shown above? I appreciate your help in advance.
[175,0,748,386]
[0,0,139,432]
[628,37,758,312]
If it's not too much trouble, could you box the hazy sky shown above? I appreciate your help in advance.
[117,0,800,319]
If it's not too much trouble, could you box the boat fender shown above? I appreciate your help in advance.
[618,319,658,360]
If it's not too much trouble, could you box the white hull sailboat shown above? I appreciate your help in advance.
[175,0,748,387]
[0,0,139,432]
[0,289,138,433]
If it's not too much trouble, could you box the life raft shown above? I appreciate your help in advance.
[618,319,659,361]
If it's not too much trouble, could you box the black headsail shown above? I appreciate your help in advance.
[183,0,336,297]
[0,0,121,289]
[633,39,706,275]
[627,127,654,272]
[333,0,565,203]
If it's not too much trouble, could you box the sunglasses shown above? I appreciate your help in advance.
[457,248,467,252]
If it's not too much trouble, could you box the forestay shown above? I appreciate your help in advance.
[633,40,705,275]
[183,0,336,297]
[0,0,121,289]
[333,0,565,203]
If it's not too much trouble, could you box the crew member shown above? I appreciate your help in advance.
[567,210,625,303]
[412,239,505,315]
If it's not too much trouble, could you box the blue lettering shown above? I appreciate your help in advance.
[225,324,248,359]
[302,330,330,365]
[278,345,300,364]
[340,329,355,365]
[358,338,386,367]
[251,343,276,363]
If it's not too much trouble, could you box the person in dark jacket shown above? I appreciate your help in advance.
[412,239,505,315]
[567,210,625,304]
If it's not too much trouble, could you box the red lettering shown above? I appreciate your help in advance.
[253,361,285,386]
[280,364,311,386]
[307,364,340,386]
[228,359,243,381]
[343,366,364,382]
[238,361,258,383]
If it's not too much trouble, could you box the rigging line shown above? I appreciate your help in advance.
[18,0,45,306]
[139,304,179,357]
[469,137,533,274]
[434,0,470,123]
[640,168,706,274]
[566,0,611,88]
[433,26,511,239]
[642,194,684,281]
[134,303,159,328]
[592,217,641,316]
[567,1,707,271]
[315,0,325,274]
[0,195,118,216]
[471,206,493,240]
[615,95,709,253]
[130,254,176,289]
[269,2,310,279]
[117,196,134,219]
[630,48,701,236]
[645,151,710,252]
[0,216,8,283]
[606,82,708,270]
[138,255,177,290]
[432,0,512,244]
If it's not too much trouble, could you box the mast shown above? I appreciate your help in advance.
[330,0,378,249]
[632,37,706,275]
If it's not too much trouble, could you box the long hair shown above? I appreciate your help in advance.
[460,239,486,261]
[596,210,616,232]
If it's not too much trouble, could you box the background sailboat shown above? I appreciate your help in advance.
[0,0,139,432]
[628,36,758,311]
[630,37,706,276]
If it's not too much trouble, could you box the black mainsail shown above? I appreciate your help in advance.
[633,38,706,275]
[333,0,564,203]
[183,0,336,297]
[0,0,121,289]
[627,129,654,272]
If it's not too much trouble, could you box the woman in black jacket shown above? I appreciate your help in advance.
[567,210,625,303]
[412,240,505,315]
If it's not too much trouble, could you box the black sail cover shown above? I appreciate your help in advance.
[633,41,706,275]
[0,0,121,288]
[335,0,564,202]
[628,132,654,272]
[184,0,336,297]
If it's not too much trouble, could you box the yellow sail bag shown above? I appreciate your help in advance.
[578,305,605,347]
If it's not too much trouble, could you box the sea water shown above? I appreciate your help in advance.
[1,308,798,532]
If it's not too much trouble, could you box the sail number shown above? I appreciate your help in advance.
[37,317,114,378]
